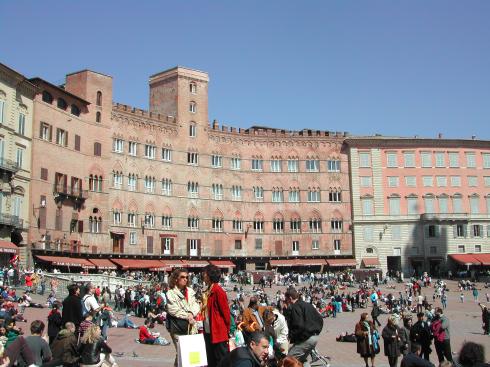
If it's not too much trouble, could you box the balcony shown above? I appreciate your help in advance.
[0,158,20,174]
[53,184,89,206]
[0,213,23,229]
[420,213,469,222]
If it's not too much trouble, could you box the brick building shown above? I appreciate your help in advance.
[346,137,490,275]
[28,66,353,271]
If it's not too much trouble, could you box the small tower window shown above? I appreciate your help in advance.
[42,91,53,104]
[96,91,102,106]
[189,101,196,113]
[189,82,197,94]
[71,104,80,117]
[96,112,101,123]
[57,98,67,110]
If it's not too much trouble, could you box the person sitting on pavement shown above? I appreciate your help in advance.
[138,318,159,345]
[78,324,117,367]
[49,322,79,367]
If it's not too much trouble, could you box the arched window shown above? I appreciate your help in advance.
[42,91,53,104]
[94,142,101,156]
[189,82,197,94]
[71,104,80,117]
[96,91,102,106]
[57,98,67,110]
[189,101,196,113]
[96,111,101,123]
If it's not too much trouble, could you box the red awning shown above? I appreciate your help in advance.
[36,255,95,268]
[182,260,209,268]
[326,258,357,267]
[362,258,381,267]
[449,254,482,266]
[111,259,168,270]
[269,259,327,267]
[209,260,236,268]
[0,241,18,254]
[474,253,490,266]
[161,260,186,268]
[88,258,117,270]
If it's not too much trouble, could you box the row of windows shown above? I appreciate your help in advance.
[0,95,29,137]
[361,194,490,216]
[112,173,342,202]
[51,172,104,193]
[40,122,102,156]
[359,150,490,169]
[41,91,81,117]
[0,137,25,169]
[113,140,342,172]
[360,175,490,188]
[112,212,343,233]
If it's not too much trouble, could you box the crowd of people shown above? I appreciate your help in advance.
[0,265,488,366]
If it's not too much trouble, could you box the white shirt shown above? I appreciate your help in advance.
[83,294,100,313]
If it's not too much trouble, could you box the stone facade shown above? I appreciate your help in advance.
[26,66,353,270]
[0,63,38,265]
[346,137,490,275]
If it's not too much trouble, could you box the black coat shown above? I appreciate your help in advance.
[79,338,111,365]
[61,295,83,328]
[401,352,435,367]
[410,320,432,348]
[382,324,401,358]
[285,300,323,344]
[47,310,63,337]
[217,346,261,367]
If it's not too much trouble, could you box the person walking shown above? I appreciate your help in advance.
[166,268,200,366]
[410,313,432,361]
[431,307,452,363]
[47,303,62,345]
[355,312,380,367]
[472,287,479,302]
[371,303,382,327]
[61,284,83,331]
[441,293,447,309]
[400,318,411,357]
[382,316,402,367]
[479,303,490,335]
[284,288,323,367]
[202,264,231,367]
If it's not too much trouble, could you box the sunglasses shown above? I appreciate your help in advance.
[179,276,189,279]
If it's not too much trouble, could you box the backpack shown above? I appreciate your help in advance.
[82,294,96,317]
[431,318,445,342]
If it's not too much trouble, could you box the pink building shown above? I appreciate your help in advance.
[346,137,490,275]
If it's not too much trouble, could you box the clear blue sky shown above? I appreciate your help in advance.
[2,1,490,138]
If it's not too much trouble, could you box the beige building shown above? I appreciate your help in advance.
[0,63,38,265]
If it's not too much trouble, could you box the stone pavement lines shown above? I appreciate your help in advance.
[20,280,490,366]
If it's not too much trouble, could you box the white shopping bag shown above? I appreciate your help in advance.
[177,334,208,367]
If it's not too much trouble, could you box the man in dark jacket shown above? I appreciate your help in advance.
[61,284,83,330]
[284,288,323,367]
[410,312,432,360]
[401,343,435,367]
[48,322,79,367]
[371,303,382,327]
[217,332,269,367]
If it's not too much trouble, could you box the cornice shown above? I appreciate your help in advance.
[111,111,178,136]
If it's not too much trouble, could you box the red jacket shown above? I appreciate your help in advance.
[207,283,230,344]
[139,326,154,342]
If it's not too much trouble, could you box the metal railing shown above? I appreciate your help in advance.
[53,184,89,200]
[0,158,19,173]
[0,213,23,228]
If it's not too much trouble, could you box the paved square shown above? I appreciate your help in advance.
[21,280,490,366]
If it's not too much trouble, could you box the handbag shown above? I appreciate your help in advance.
[168,314,190,335]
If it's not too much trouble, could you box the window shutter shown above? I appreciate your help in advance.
[187,239,190,256]
[435,225,441,238]
[65,132,68,147]
[424,226,429,238]
[40,168,48,181]
[470,225,474,238]
[464,224,468,238]
[170,238,174,255]
[479,225,484,237]
[78,220,84,233]
[39,123,43,138]
[75,135,81,151]
[453,225,457,238]
[197,239,202,256]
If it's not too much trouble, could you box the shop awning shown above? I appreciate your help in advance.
[326,258,357,267]
[36,255,95,268]
[88,258,117,270]
[269,259,325,267]
[474,253,490,266]
[0,241,18,254]
[448,254,482,266]
[111,259,168,270]
[160,260,186,268]
[209,260,236,268]
[182,260,209,268]
[361,258,381,268]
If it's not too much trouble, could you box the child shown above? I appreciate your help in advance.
[5,320,22,348]
[460,292,465,303]
[138,318,159,344]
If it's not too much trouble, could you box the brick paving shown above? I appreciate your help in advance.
[19,280,490,366]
